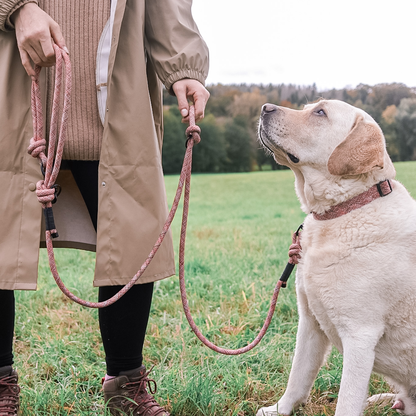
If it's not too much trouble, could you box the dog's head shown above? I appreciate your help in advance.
[258,100,396,214]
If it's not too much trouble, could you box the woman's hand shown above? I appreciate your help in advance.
[11,2,68,80]
[172,79,210,123]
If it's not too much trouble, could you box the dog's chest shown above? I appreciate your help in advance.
[294,216,392,344]
[298,220,369,288]
[298,211,393,281]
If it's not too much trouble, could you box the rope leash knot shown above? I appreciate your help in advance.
[288,224,303,265]
[27,137,47,158]
[186,125,201,138]
[185,111,201,147]
[186,126,201,143]
[35,181,56,206]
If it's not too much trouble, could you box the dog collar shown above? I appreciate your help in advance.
[312,179,393,221]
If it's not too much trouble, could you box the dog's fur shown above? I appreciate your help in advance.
[256,100,416,416]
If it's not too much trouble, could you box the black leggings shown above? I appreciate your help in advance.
[0,290,14,368]
[0,161,154,375]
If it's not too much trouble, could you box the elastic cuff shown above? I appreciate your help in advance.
[4,0,38,31]
[165,69,207,96]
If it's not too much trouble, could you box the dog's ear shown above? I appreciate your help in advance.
[327,115,385,176]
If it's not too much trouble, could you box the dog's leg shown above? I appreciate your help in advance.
[334,335,380,416]
[277,290,330,415]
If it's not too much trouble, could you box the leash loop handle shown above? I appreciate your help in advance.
[28,49,203,308]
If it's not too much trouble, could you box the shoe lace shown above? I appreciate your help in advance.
[123,368,167,415]
[0,375,20,415]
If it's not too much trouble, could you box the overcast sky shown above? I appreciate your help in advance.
[192,0,416,90]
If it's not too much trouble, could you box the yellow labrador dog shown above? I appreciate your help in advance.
[257,100,416,416]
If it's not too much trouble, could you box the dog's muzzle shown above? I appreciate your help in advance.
[259,104,299,163]
[259,104,279,153]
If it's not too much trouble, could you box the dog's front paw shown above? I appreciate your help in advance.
[277,398,296,415]
[256,398,297,415]
[256,403,278,416]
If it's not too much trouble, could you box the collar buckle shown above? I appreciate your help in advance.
[376,180,392,197]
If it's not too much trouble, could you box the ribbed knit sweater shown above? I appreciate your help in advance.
[38,0,110,160]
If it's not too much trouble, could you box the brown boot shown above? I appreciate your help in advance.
[103,366,169,416]
[0,366,20,416]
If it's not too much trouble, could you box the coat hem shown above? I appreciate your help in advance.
[93,268,176,287]
[0,281,37,291]
[40,240,96,252]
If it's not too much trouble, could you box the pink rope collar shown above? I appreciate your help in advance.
[313,180,393,221]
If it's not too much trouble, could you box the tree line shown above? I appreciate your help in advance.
[162,82,416,174]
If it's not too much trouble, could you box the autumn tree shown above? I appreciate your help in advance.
[230,88,268,125]
[205,84,240,118]
[228,89,268,169]
[371,83,413,110]
[162,107,227,173]
[192,114,227,172]
[162,106,186,174]
[395,98,416,161]
[380,105,399,161]
[223,115,253,172]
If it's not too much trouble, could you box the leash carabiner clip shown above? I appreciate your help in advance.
[51,184,61,204]
[279,223,304,288]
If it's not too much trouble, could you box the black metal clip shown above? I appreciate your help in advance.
[279,223,304,288]
[279,263,295,288]
[295,223,304,236]
[43,206,59,238]
[51,184,61,204]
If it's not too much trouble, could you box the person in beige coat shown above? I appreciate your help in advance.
[0,0,209,414]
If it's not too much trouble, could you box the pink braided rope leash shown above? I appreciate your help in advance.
[29,47,286,354]
[28,44,71,237]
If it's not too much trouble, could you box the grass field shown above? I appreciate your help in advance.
[14,161,416,415]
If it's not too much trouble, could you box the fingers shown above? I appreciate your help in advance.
[12,3,68,78]
[173,82,190,121]
[30,37,55,66]
[18,48,36,79]
[50,21,69,54]
[172,79,210,123]
[193,89,209,122]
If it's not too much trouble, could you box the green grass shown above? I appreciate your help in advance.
[13,161,416,415]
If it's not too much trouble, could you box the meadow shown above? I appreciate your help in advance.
[14,161,416,415]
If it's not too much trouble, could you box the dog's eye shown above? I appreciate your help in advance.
[315,109,326,116]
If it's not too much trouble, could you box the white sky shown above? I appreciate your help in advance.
[192,0,416,90]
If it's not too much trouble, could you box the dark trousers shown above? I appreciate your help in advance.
[0,161,153,376]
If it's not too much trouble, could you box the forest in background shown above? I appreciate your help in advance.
[162,82,416,174]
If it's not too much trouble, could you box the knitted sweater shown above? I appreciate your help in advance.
[39,0,110,160]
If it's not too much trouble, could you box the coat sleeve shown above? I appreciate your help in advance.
[0,0,37,31]
[144,0,209,93]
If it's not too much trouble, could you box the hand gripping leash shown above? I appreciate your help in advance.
[28,46,300,354]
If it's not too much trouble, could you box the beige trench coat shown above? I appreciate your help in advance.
[0,0,209,290]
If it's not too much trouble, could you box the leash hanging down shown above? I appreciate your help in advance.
[28,46,300,354]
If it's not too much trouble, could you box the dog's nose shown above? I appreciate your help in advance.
[262,103,278,114]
